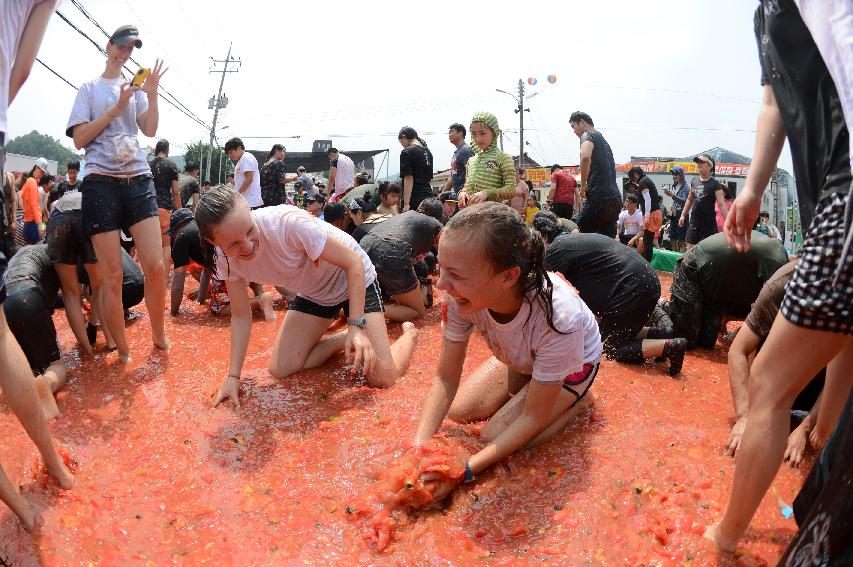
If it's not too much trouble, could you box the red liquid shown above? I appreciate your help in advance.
[0,274,807,565]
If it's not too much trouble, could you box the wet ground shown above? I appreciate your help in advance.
[0,273,810,565]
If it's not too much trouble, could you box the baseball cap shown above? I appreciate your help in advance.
[33,157,49,173]
[110,25,143,48]
[440,191,458,203]
[294,180,303,189]
[693,154,715,168]
[306,193,325,204]
[167,208,194,236]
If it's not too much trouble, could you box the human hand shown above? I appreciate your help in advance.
[783,422,810,468]
[466,191,488,206]
[212,375,241,409]
[421,474,460,503]
[111,81,140,117]
[141,58,168,97]
[678,216,685,228]
[457,192,469,208]
[345,327,375,376]
[724,189,761,252]
[636,238,645,254]
[723,416,747,457]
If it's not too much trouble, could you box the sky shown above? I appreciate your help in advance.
[8,0,793,177]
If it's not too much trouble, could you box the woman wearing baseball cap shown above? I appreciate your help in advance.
[677,154,728,250]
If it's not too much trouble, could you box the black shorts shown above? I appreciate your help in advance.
[289,280,384,320]
[599,295,658,357]
[81,174,158,237]
[686,216,717,245]
[361,236,419,296]
[550,202,574,221]
[46,210,96,265]
[2,284,60,375]
[577,196,621,237]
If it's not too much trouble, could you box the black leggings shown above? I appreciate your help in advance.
[641,229,655,262]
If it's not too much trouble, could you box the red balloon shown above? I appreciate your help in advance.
[527,77,538,85]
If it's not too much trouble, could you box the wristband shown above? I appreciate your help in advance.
[463,462,475,483]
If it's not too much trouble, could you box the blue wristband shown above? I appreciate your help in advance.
[464,462,474,483]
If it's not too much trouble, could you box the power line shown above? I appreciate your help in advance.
[36,58,78,90]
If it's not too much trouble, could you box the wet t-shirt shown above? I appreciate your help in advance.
[580,130,620,201]
[545,233,660,321]
[745,260,798,345]
[399,145,434,204]
[66,76,150,177]
[260,159,288,207]
[689,176,721,228]
[3,244,59,306]
[171,221,204,269]
[350,213,394,243]
[51,190,83,214]
[443,272,602,382]
[178,173,200,208]
[358,211,442,258]
[214,206,375,306]
[755,0,851,230]
[150,156,180,210]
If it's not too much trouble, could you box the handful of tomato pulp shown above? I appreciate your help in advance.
[345,437,468,552]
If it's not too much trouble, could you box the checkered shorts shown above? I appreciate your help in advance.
[782,192,852,333]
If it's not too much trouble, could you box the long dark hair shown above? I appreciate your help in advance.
[444,202,565,334]
[398,126,428,148]
[352,190,378,214]
[266,143,285,162]
[530,210,565,245]
[195,184,244,277]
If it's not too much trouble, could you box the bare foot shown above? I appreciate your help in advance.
[34,376,61,421]
[402,321,419,338]
[15,502,37,532]
[45,459,74,490]
[259,292,276,322]
[704,522,738,553]
[118,351,132,364]
[153,336,171,351]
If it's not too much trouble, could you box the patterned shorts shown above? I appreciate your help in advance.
[781,192,852,334]
[209,278,231,315]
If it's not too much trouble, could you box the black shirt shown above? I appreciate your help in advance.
[178,173,200,208]
[580,130,620,201]
[171,221,204,269]
[350,213,395,243]
[150,156,180,210]
[360,211,443,258]
[678,231,789,316]
[634,175,661,214]
[48,180,80,209]
[399,145,434,202]
[755,0,851,230]
[3,244,60,307]
[260,160,288,207]
[689,176,721,228]
[544,233,660,320]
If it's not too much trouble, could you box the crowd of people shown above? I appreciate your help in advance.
[0,0,851,560]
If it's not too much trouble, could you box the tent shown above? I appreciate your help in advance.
[247,149,388,175]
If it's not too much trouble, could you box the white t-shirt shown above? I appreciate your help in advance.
[66,76,150,177]
[795,1,853,170]
[214,205,376,306]
[443,272,601,383]
[0,0,50,133]
[332,153,355,196]
[234,151,262,208]
[617,209,644,236]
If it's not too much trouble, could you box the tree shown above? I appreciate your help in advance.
[183,140,233,185]
[5,130,82,175]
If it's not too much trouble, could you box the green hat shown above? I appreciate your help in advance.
[470,111,501,153]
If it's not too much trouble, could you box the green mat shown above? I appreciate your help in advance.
[651,248,682,273]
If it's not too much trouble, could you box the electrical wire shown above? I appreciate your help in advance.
[36,58,78,90]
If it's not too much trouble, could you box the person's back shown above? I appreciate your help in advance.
[582,130,619,201]
[4,244,59,301]
[361,210,442,257]
[332,152,355,196]
[552,170,577,205]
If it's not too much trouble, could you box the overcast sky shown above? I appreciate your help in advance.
[8,0,793,176]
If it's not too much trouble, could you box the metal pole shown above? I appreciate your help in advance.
[206,43,233,184]
[518,78,524,170]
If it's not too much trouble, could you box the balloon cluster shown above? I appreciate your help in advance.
[527,75,557,85]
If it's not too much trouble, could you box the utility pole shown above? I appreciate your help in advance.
[518,78,524,170]
[206,43,240,183]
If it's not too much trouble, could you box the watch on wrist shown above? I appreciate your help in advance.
[347,317,367,329]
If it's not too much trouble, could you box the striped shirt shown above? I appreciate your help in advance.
[462,146,515,202]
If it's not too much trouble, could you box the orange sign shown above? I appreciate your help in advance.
[525,168,550,183]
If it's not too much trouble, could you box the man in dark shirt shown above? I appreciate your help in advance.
[359,210,443,322]
[47,160,81,212]
[569,111,622,237]
[178,163,200,210]
[443,123,474,193]
[667,231,788,350]
[709,2,853,553]
[149,139,180,280]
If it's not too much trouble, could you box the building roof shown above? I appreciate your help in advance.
[514,153,542,169]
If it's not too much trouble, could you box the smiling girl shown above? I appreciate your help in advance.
[195,186,418,408]
[413,202,601,497]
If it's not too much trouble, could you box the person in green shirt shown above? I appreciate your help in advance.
[458,111,516,208]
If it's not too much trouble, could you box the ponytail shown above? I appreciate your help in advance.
[416,137,428,148]
[195,184,244,277]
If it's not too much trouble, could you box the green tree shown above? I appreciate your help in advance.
[5,130,82,175]
[183,140,233,185]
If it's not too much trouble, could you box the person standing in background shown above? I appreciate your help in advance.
[21,158,48,244]
[664,166,690,252]
[178,162,200,210]
[224,137,263,209]
[297,165,315,196]
[443,123,474,194]
[509,168,529,217]
[679,154,727,250]
[150,139,180,283]
[397,126,434,212]
[570,111,622,236]
[327,147,355,199]
[548,164,579,220]
[47,159,81,212]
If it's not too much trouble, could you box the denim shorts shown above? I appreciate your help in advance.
[23,221,40,244]
[81,174,158,236]
[46,210,96,265]
[289,281,384,320]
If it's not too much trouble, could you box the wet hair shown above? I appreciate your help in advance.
[352,191,378,214]
[398,126,428,148]
[223,137,244,153]
[628,165,645,181]
[625,194,639,205]
[449,123,466,137]
[355,173,370,186]
[194,185,244,276]
[185,162,200,174]
[445,202,566,334]
[266,143,285,161]
[327,147,339,155]
[38,174,55,187]
[66,160,81,172]
[202,179,212,186]
[550,164,562,173]
[155,139,170,155]
[516,168,525,175]
[530,210,566,245]
[525,180,533,191]
[323,202,347,223]
[569,111,594,127]
[417,197,443,222]
[379,181,401,198]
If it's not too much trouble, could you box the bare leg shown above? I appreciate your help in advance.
[0,311,73,490]
[128,216,169,351]
[0,464,35,531]
[383,287,426,323]
[364,314,418,388]
[89,230,129,360]
[707,316,848,552]
[808,345,853,450]
[34,360,66,421]
[268,310,341,379]
[447,357,530,423]
[84,264,115,349]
